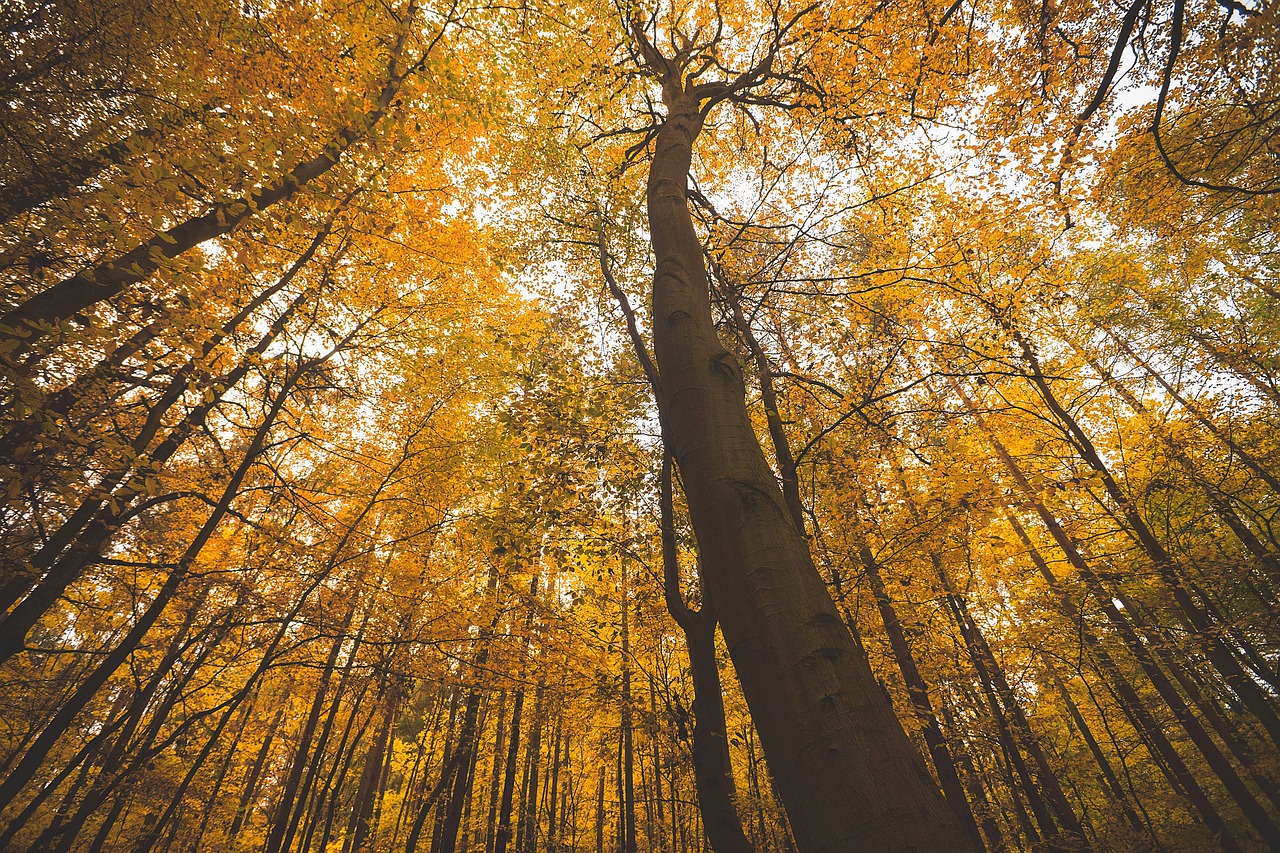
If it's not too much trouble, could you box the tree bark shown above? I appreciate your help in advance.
[636,38,973,852]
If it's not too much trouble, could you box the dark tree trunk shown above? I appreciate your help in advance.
[231,704,290,838]
[348,682,401,853]
[516,682,546,853]
[635,45,973,852]
[492,687,525,853]
[860,544,986,849]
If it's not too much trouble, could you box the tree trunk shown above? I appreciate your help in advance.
[492,686,525,853]
[348,681,401,853]
[860,544,986,849]
[516,682,546,853]
[0,360,305,812]
[638,49,973,853]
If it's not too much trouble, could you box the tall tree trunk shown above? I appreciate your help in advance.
[0,276,324,663]
[492,685,525,853]
[602,237,753,853]
[620,560,638,853]
[485,691,509,853]
[1042,657,1147,837]
[516,682,547,853]
[0,359,308,813]
[546,712,564,852]
[594,762,605,853]
[1070,340,1280,586]
[632,34,972,850]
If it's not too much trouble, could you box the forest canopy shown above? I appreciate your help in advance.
[1,0,1278,850]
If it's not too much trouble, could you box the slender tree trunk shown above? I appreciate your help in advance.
[0,361,307,812]
[546,713,563,852]
[348,681,401,853]
[595,763,605,853]
[319,702,380,853]
[891,462,1086,847]
[492,686,525,853]
[859,544,986,849]
[436,671,497,853]
[485,691,509,853]
[1070,340,1280,586]
[303,680,373,853]
[1042,658,1146,836]
[620,560,638,853]
[0,278,324,663]
[659,456,753,853]
[516,682,546,853]
[232,703,291,837]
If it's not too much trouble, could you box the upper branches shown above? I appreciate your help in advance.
[625,0,820,118]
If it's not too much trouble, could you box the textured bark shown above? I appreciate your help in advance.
[717,272,806,535]
[603,230,753,853]
[640,69,972,849]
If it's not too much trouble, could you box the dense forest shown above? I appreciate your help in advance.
[1,0,1278,850]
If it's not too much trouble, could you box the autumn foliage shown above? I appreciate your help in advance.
[1,0,1278,850]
